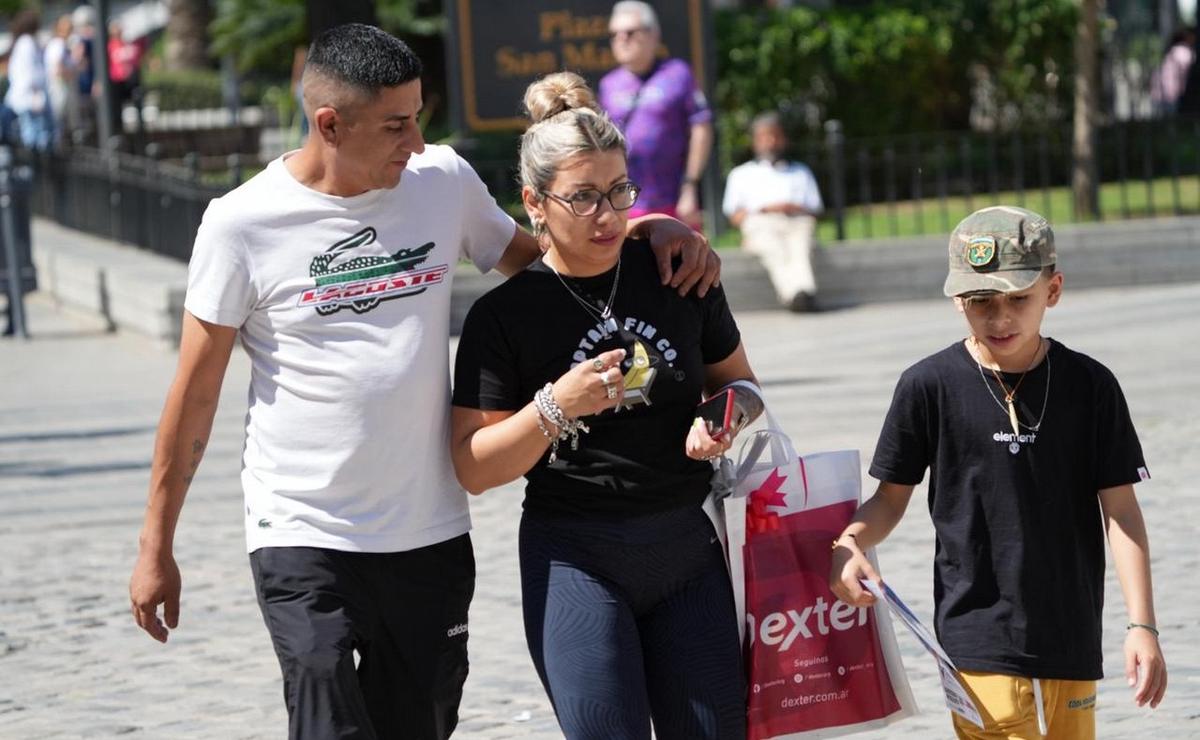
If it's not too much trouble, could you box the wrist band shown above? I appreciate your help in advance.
[1126,622,1159,638]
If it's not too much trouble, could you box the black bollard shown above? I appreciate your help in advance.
[0,146,34,339]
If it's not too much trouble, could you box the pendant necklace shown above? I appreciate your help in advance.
[971,337,1052,452]
[547,255,622,332]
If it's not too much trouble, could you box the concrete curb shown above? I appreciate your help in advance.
[28,215,1200,346]
[31,220,187,346]
[816,216,1200,307]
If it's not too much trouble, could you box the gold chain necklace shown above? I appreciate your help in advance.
[970,337,1051,437]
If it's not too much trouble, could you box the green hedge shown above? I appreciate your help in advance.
[142,69,277,111]
[714,1,1078,170]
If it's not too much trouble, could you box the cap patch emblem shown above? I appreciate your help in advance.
[966,236,997,267]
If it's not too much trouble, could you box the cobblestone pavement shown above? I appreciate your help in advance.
[1,282,1196,739]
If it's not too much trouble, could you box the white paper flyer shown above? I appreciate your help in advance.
[861,579,984,729]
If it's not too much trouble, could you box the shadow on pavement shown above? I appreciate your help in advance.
[0,426,154,445]
[0,459,151,478]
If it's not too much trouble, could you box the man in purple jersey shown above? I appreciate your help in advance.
[599,1,713,228]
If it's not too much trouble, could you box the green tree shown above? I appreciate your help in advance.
[376,0,444,38]
[209,0,443,78]
[165,0,215,71]
[714,1,1079,168]
[1072,0,1100,219]
[209,0,306,78]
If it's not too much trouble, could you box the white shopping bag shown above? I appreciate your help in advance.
[708,407,917,739]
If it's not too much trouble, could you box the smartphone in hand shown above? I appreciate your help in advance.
[696,389,735,440]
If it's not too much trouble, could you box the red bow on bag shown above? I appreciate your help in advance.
[747,468,788,533]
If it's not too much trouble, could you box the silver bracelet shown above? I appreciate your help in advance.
[534,384,565,427]
[533,383,589,463]
[534,406,556,440]
[1127,622,1160,638]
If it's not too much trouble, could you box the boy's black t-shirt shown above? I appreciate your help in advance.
[453,239,741,518]
[870,339,1148,680]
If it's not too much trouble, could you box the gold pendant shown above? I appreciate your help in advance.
[1007,397,1019,436]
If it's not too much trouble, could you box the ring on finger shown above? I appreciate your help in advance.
[600,368,612,384]
[606,386,617,399]
[592,358,604,371]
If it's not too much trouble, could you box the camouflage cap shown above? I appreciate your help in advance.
[943,205,1057,297]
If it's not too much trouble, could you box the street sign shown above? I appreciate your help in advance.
[446,0,708,132]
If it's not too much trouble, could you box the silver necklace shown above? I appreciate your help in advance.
[971,339,1052,453]
[547,255,621,328]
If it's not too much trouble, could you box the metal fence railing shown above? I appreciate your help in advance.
[21,146,237,262]
[441,116,1200,243]
[19,113,1200,257]
[788,115,1200,240]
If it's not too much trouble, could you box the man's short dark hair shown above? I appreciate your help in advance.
[305,23,422,96]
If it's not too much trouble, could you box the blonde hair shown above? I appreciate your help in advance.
[519,72,626,228]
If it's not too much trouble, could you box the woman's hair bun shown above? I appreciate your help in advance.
[524,72,599,124]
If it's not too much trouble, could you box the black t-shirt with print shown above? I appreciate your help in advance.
[453,239,741,518]
[870,339,1148,680]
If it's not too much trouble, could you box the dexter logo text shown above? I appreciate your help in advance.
[748,597,869,652]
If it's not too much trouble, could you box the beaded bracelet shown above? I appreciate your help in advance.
[534,384,567,430]
[1126,622,1159,638]
[534,407,556,441]
[533,383,590,463]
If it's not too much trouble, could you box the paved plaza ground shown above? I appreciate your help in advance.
[1,281,1197,738]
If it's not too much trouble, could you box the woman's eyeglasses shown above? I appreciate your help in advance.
[541,182,641,217]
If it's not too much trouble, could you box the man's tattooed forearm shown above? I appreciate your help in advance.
[183,439,205,484]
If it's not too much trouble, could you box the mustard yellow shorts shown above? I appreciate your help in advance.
[952,671,1097,740]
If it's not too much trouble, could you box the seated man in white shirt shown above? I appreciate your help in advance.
[722,112,824,312]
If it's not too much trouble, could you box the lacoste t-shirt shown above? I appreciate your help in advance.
[870,339,1148,679]
[185,145,516,553]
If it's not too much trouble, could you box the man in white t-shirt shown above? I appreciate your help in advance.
[723,111,824,312]
[127,24,718,740]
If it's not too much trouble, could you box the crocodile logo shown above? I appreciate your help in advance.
[297,227,449,315]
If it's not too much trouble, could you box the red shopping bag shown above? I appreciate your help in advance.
[716,410,915,739]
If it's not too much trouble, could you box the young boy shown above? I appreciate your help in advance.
[829,206,1167,738]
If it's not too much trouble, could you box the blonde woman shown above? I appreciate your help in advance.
[451,72,760,739]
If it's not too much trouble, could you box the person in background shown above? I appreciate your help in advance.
[106,20,147,137]
[290,45,309,138]
[1152,28,1196,115]
[722,111,824,312]
[4,9,54,151]
[599,0,712,228]
[68,5,97,144]
[44,14,77,148]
